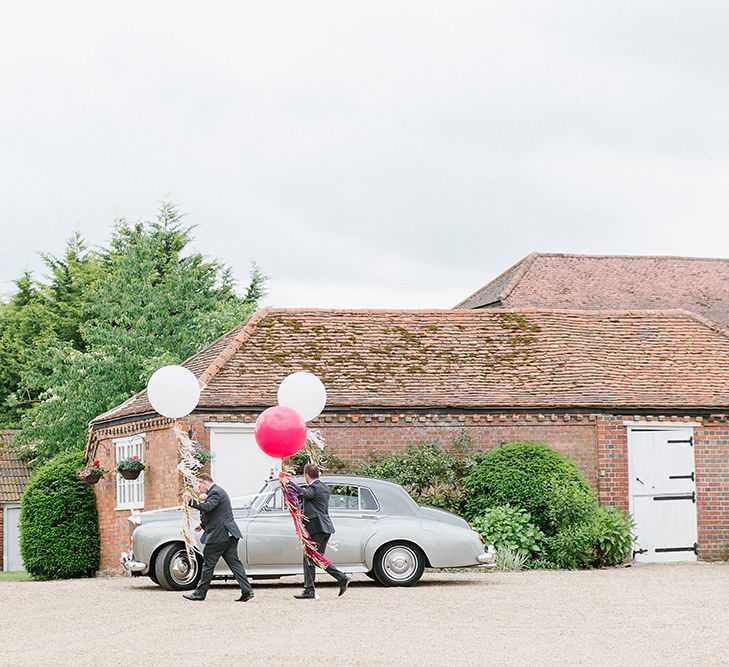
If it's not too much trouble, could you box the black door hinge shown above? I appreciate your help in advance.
[655,543,698,554]
[668,472,695,481]
[653,492,695,503]
[667,436,693,446]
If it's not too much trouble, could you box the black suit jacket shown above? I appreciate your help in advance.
[188,484,243,545]
[288,479,336,536]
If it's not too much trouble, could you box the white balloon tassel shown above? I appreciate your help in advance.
[304,429,326,466]
[174,423,200,561]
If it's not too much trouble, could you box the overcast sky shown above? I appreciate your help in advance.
[1,2,728,308]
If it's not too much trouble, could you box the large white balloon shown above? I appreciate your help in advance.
[147,365,201,419]
[277,372,327,422]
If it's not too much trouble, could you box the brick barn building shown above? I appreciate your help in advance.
[87,304,729,570]
[1,431,31,571]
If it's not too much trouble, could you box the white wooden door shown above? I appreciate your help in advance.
[209,425,280,506]
[4,505,24,571]
[629,428,697,562]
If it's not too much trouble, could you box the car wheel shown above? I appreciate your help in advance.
[147,564,160,586]
[155,543,201,591]
[373,542,425,587]
[364,570,378,581]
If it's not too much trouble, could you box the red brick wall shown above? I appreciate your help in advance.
[312,414,599,490]
[93,421,187,570]
[91,410,729,569]
[92,411,599,570]
[695,419,729,560]
[596,416,630,509]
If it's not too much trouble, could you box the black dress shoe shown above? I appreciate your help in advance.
[236,591,255,602]
[293,592,316,599]
[183,592,205,601]
[338,576,351,597]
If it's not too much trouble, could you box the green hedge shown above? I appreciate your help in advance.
[20,451,100,579]
[464,441,591,533]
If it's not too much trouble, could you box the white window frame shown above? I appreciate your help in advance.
[114,433,145,511]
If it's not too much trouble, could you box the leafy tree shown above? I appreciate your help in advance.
[0,237,101,427]
[10,203,266,463]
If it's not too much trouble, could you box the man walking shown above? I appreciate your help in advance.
[280,464,350,600]
[183,473,254,602]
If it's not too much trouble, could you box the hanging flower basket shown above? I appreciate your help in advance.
[116,455,146,480]
[78,460,106,485]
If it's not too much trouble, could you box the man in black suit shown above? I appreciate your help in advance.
[280,464,350,600]
[183,473,254,602]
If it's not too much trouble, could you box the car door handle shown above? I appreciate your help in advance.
[636,477,645,485]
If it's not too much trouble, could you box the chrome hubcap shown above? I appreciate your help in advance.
[170,550,198,585]
[383,545,418,581]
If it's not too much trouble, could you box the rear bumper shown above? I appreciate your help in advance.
[477,545,497,566]
[477,554,497,567]
[120,551,147,573]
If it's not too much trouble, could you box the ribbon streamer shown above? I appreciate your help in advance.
[277,428,332,569]
[280,470,331,570]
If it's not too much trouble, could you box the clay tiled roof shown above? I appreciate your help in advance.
[0,431,30,502]
[455,253,729,328]
[92,307,729,426]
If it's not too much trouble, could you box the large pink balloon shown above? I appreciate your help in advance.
[254,406,307,458]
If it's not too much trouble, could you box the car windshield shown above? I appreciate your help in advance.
[249,481,279,511]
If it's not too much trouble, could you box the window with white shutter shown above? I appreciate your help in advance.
[115,434,145,510]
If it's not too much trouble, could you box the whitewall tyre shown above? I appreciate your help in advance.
[373,542,425,587]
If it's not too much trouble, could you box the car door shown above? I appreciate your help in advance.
[245,487,302,566]
[327,484,380,567]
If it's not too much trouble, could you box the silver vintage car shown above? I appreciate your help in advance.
[121,475,495,589]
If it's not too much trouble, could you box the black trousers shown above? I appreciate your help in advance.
[195,537,252,598]
[304,532,346,593]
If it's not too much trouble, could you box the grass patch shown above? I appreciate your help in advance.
[0,571,33,582]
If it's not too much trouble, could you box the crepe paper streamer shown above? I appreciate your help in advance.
[280,470,331,570]
[174,423,201,561]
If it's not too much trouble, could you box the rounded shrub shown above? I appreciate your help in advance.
[465,441,592,533]
[20,451,100,580]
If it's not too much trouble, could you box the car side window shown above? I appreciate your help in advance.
[360,487,378,510]
[328,485,359,510]
[328,485,379,511]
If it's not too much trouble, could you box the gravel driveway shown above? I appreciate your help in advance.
[2,563,728,666]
